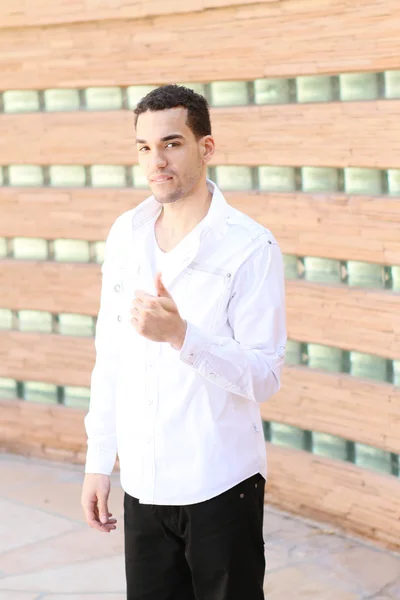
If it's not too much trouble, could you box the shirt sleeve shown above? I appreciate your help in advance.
[84,221,122,475]
[179,240,287,403]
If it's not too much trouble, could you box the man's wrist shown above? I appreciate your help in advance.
[169,319,187,351]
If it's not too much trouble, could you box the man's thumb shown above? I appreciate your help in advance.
[98,496,109,524]
[155,272,172,298]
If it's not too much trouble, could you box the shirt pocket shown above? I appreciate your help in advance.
[180,262,233,335]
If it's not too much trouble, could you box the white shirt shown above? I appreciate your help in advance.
[84,180,287,505]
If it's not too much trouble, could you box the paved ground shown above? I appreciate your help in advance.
[0,453,399,600]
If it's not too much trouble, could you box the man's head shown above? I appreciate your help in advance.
[134,85,215,204]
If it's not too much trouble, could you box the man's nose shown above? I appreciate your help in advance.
[152,150,167,170]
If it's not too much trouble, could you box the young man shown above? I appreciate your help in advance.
[81,85,287,600]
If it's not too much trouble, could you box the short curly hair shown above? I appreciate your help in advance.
[134,84,212,139]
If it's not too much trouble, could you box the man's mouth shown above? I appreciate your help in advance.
[152,176,173,183]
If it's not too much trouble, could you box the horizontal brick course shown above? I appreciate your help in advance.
[2,188,400,265]
[0,1,399,88]
[2,102,400,168]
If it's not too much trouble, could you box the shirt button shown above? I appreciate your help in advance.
[117,315,122,322]
[114,284,121,292]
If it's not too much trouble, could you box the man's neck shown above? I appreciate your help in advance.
[156,181,212,243]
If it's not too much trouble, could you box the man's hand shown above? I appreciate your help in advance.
[130,272,187,350]
[81,473,117,533]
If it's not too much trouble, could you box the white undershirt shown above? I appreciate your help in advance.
[151,217,203,281]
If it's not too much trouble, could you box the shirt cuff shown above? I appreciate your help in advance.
[84,445,117,476]
[179,320,210,368]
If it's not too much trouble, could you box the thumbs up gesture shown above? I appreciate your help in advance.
[155,272,173,301]
[130,272,187,350]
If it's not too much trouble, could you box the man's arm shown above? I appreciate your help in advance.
[84,220,122,475]
[179,240,287,403]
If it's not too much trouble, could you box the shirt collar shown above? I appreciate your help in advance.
[130,179,230,239]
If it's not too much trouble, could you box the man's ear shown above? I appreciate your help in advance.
[201,135,216,163]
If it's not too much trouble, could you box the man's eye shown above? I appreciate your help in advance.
[139,146,149,152]
[167,142,180,148]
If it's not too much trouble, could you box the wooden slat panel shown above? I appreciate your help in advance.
[0,1,399,89]
[0,262,101,315]
[286,280,400,361]
[0,398,87,462]
[2,188,400,266]
[1,397,399,550]
[1,262,399,360]
[232,192,400,267]
[265,443,400,551]
[0,397,122,467]
[0,188,138,242]
[1,331,399,453]
[2,103,400,168]
[0,0,265,28]
[0,331,93,387]
[261,367,400,455]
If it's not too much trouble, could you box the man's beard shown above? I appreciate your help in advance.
[152,185,185,204]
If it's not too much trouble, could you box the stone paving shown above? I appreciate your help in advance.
[0,452,399,600]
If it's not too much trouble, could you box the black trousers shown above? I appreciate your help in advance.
[124,473,265,600]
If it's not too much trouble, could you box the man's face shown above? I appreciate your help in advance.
[135,107,211,204]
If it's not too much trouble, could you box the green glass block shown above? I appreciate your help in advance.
[384,70,400,99]
[392,266,400,291]
[0,167,3,185]
[387,170,400,196]
[24,381,58,404]
[58,314,94,336]
[0,377,17,399]
[209,81,249,107]
[19,310,53,333]
[91,165,126,187]
[308,344,342,373]
[302,167,339,192]
[176,83,206,97]
[296,76,333,103]
[0,309,13,330]
[85,87,123,110]
[355,443,392,474]
[64,385,90,409]
[393,360,400,387]
[283,255,299,280]
[3,90,40,113]
[254,78,290,105]
[54,239,90,262]
[0,238,7,258]
[347,261,384,289]
[350,352,388,382]
[13,238,48,260]
[132,165,149,188]
[312,432,348,460]
[49,165,86,187]
[270,422,304,450]
[285,340,302,366]
[94,241,106,264]
[344,168,383,195]
[259,166,296,192]
[44,89,80,111]
[340,73,379,101]
[304,257,341,284]
[126,85,158,109]
[215,166,253,191]
[9,165,44,186]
